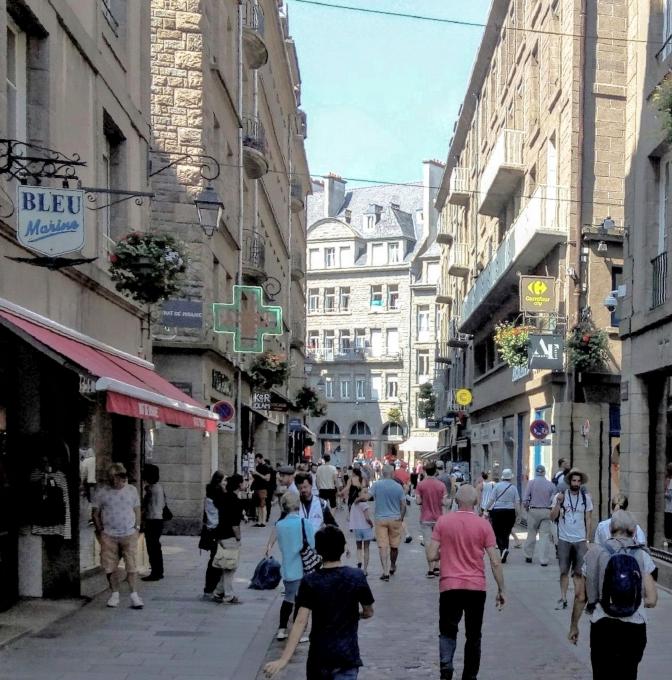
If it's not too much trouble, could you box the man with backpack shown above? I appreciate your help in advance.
[550,468,593,610]
[568,510,657,679]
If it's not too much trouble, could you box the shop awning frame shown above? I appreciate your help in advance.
[398,435,439,453]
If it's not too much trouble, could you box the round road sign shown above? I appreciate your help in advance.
[455,389,473,407]
[212,399,235,422]
[530,419,550,440]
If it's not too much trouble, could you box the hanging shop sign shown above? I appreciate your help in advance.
[425,418,440,429]
[17,186,86,256]
[252,391,289,412]
[213,285,282,353]
[528,334,565,370]
[519,275,556,313]
[161,299,203,328]
[530,419,550,440]
[454,388,473,407]
[211,370,232,396]
[289,417,303,433]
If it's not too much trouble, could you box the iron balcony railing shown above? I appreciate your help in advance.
[306,347,402,362]
[242,115,267,156]
[652,251,668,309]
[243,0,265,35]
[242,229,265,271]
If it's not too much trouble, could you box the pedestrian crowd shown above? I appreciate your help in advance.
[89,453,659,680]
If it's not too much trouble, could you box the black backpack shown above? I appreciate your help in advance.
[600,543,643,618]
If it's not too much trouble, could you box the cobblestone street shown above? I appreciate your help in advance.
[1,505,671,680]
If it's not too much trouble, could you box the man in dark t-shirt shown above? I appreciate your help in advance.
[264,526,374,680]
[250,453,271,527]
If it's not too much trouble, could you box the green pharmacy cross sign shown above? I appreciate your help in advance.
[212,285,283,353]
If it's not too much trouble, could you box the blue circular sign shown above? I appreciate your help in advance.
[213,400,235,423]
[530,419,550,440]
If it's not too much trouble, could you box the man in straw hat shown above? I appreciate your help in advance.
[550,468,593,610]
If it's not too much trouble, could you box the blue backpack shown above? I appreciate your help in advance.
[600,544,643,618]
[248,556,281,590]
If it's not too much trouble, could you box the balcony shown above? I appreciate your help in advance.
[447,167,471,205]
[460,185,569,333]
[435,341,453,364]
[447,318,470,348]
[242,115,269,179]
[652,252,668,309]
[306,347,403,363]
[435,279,452,305]
[290,321,305,350]
[242,1,268,69]
[242,229,265,283]
[291,252,305,281]
[290,178,305,213]
[436,216,454,246]
[448,242,470,277]
[478,129,525,217]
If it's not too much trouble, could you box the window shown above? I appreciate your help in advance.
[340,378,351,400]
[371,375,382,400]
[382,422,404,438]
[355,376,366,400]
[371,285,383,308]
[339,329,351,353]
[664,0,672,59]
[611,266,623,327]
[307,331,319,349]
[386,328,399,356]
[340,246,353,267]
[386,374,398,399]
[323,331,335,359]
[355,329,366,349]
[324,288,336,312]
[388,242,400,263]
[6,21,26,141]
[103,112,126,246]
[308,288,320,312]
[370,329,382,357]
[365,215,375,230]
[324,248,336,268]
[417,350,430,383]
[427,262,440,284]
[372,243,385,266]
[309,248,320,269]
[319,420,340,435]
[350,421,372,436]
[324,377,334,399]
[416,305,430,341]
[388,284,399,310]
[659,154,672,255]
[339,287,350,311]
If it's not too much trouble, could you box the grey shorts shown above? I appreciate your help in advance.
[283,578,301,604]
[557,539,588,576]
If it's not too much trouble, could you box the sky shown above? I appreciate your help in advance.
[288,0,493,187]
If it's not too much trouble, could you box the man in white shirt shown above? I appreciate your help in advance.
[594,494,646,547]
[315,454,338,509]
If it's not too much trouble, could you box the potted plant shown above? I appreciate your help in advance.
[494,321,534,368]
[653,77,672,143]
[249,352,289,389]
[387,406,403,423]
[109,231,187,304]
[417,382,436,420]
[295,385,327,417]
[566,324,609,372]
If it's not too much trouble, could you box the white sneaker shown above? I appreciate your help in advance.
[276,628,288,641]
[129,592,144,609]
[106,591,120,608]
[299,635,309,644]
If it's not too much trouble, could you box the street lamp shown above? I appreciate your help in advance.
[194,185,224,237]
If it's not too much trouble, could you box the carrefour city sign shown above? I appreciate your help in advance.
[17,186,86,256]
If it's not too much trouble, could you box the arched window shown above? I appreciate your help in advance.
[382,422,404,438]
[319,420,340,436]
[350,421,371,436]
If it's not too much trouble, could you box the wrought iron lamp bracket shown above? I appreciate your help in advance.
[80,186,155,211]
[0,138,86,182]
[148,152,221,182]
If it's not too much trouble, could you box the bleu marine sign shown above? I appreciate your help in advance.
[17,186,85,256]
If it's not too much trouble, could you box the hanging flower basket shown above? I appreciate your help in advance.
[566,324,609,372]
[295,385,327,417]
[250,352,289,389]
[652,78,672,143]
[387,406,403,423]
[109,232,187,304]
[494,322,534,368]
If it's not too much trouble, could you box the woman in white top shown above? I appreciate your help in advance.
[486,468,521,562]
[594,494,646,546]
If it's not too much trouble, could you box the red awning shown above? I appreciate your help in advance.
[0,307,218,432]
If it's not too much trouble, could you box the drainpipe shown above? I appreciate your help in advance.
[406,267,414,434]
[286,111,293,465]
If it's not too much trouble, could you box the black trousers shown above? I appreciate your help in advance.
[204,544,222,594]
[439,589,486,680]
[590,619,646,680]
[488,509,516,554]
[144,519,164,577]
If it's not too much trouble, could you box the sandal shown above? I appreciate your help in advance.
[555,599,567,610]
[224,596,242,605]
[389,566,396,575]
[426,571,436,578]
[380,574,390,581]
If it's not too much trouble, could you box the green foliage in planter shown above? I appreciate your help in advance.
[567,324,609,372]
[653,78,672,143]
[494,321,534,368]
[249,352,289,389]
[387,407,403,423]
[295,385,327,417]
[417,382,436,420]
[109,231,187,304]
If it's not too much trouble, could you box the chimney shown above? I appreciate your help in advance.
[324,173,346,217]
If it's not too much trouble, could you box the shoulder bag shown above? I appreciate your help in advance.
[300,519,322,574]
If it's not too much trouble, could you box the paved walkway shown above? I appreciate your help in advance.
[2,504,672,680]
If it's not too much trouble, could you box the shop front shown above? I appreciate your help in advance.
[0,299,217,610]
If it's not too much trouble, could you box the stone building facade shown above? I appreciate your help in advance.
[434,0,626,514]
[149,0,309,531]
[305,163,442,468]
[618,0,672,557]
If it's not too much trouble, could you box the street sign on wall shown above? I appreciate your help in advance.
[519,276,556,313]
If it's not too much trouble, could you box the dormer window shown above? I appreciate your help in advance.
[365,215,375,230]
[345,209,352,223]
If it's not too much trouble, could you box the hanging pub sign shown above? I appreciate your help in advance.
[528,334,565,370]
[17,186,86,256]
[519,275,556,313]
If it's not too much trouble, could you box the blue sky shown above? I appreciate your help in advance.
[288,0,492,187]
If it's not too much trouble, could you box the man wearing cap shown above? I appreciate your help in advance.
[550,468,593,610]
[522,465,555,566]
[278,465,298,496]
[485,469,520,563]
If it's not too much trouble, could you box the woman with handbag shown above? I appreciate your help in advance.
[486,468,521,563]
[141,464,166,582]
[273,492,316,642]
[212,474,244,604]
[203,471,225,597]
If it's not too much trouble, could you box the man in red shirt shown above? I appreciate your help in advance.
[415,462,448,578]
[428,484,505,680]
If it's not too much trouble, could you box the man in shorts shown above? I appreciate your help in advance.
[360,465,405,580]
[550,468,593,610]
[92,463,143,609]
